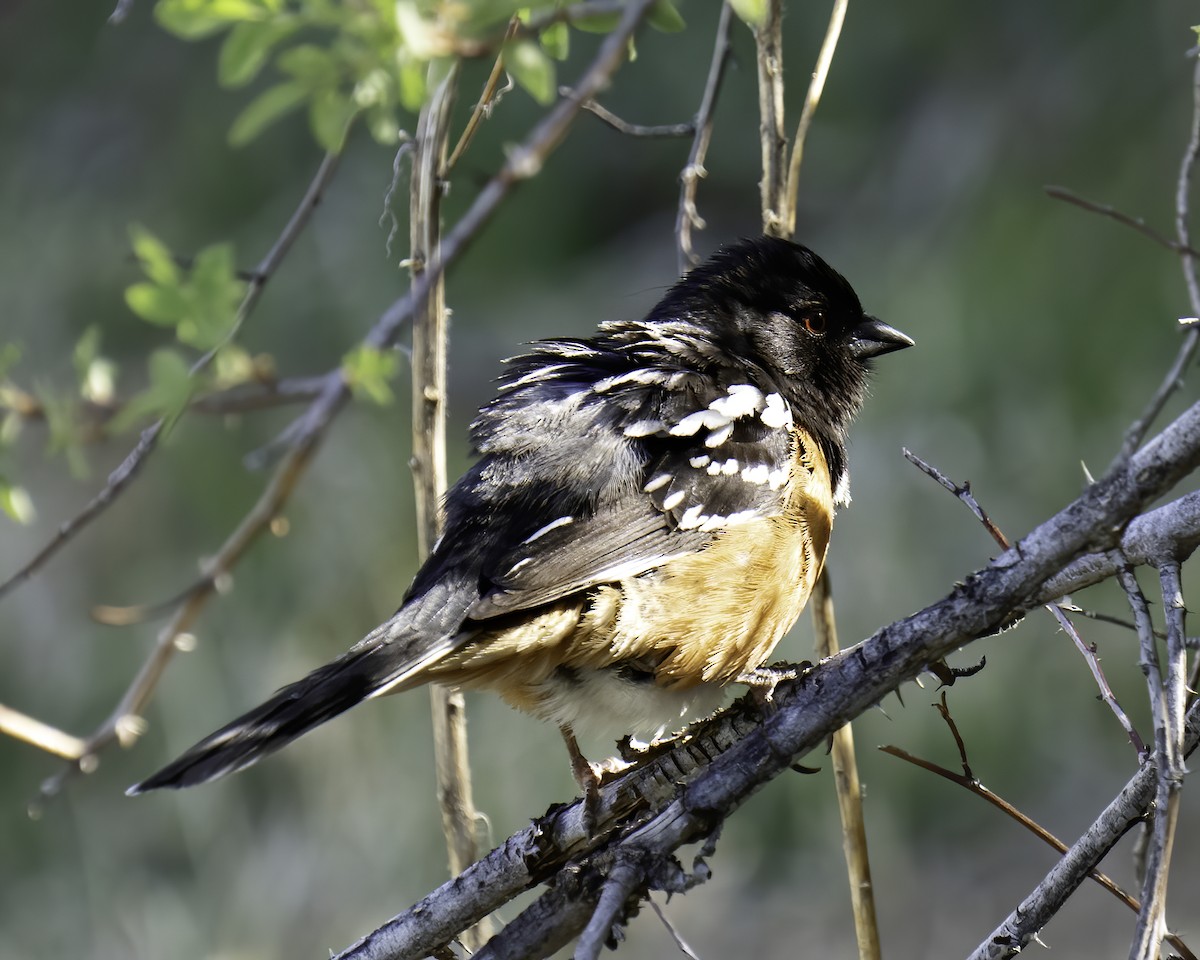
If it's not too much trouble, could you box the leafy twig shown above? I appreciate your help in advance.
[0,148,343,604]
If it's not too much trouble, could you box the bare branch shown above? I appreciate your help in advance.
[782,0,849,237]
[904,448,1145,753]
[968,695,1199,960]
[570,91,695,138]
[575,857,644,960]
[753,0,787,236]
[675,2,734,272]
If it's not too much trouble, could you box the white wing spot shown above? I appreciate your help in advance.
[705,423,735,447]
[768,466,790,490]
[720,458,740,476]
[710,383,764,419]
[689,454,711,469]
[741,463,770,484]
[643,473,672,493]
[761,393,793,429]
[670,408,726,437]
[522,516,575,544]
[706,461,722,476]
[661,489,687,512]
[624,420,664,438]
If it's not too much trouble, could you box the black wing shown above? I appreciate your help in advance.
[460,341,800,619]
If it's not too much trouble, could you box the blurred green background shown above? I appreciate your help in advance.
[2,2,1199,957]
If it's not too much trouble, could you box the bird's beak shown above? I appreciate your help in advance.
[848,316,914,359]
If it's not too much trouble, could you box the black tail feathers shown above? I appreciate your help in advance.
[128,643,400,794]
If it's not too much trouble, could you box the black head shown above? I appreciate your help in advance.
[652,235,912,433]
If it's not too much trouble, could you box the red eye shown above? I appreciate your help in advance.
[805,312,827,335]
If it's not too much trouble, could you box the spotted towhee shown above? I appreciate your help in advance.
[129,235,912,796]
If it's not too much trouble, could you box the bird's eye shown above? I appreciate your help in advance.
[804,311,827,335]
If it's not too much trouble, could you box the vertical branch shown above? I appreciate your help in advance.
[782,0,849,237]
[752,3,878,951]
[1117,566,1180,960]
[409,61,490,950]
[753,0,788,237]
[810,570,882,960]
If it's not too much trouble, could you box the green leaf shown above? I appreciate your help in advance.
[539,20,569,61]
[647,0,685,32]
[396,58,427,112]
[342,345,399,406]
[365,104,399,144]
[218,19,300,88]
[276,43,339,86]
[228,80,308,146]
[155,0,272,39]
[129,224,180,287]
[125,282,187,326]
[729,0,767,28]
[572,10,620,32]
[109,349,194,434]
[178,242,244,349]
[506,40,556,105]
[309,89,356,152]
[0,478,35,525]
[35,384,89,478]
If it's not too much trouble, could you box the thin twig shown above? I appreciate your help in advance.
[446,18,519,172]
[647,898,702,960]
[880,744,1137,911]
[0,703,89,761]
[675,2,734,272]
[903,448,1146,753]
[0,148,343,604]
[1114,54,1200,463]
[33,438,320,807]
[570,92,695,138]
[1044,185,1200,260]
[782,0,848,237]
[811,569,881,960]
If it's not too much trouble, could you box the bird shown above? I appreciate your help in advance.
[128,235,912,798]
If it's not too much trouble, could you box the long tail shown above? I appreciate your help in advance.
[129,573,473,793]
